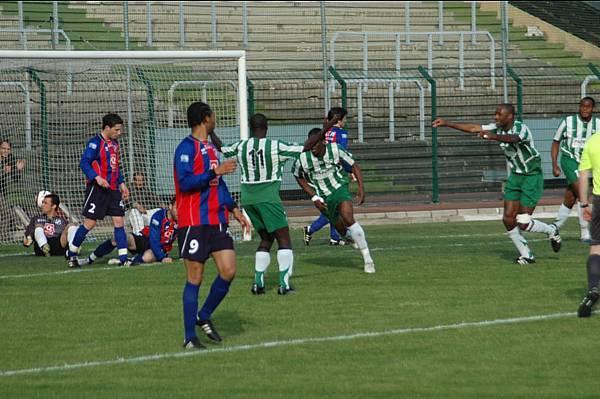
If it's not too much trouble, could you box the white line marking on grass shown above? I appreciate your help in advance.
[0,311,575,377]
[0,261,170,280]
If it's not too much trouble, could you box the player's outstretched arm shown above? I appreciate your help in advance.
[432,118,481,134]
[302,115,339,151]
[208,131,224,151]
[295,176,326,212]
[352,163,365,205]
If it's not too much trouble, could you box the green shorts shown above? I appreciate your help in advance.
[504,172,544,208]
[243,202,288,234]
[323,185,353,224]
[560,156,580,186]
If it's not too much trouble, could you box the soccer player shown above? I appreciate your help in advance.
[292,128,375,273]
[175,101,250,350]
[23,193,78,256]
[551,97,599,242]
[81,197,178,265]
[66,113,130,268]
[303,107,352,246]
[432,104,562,264]
[576,131,600,317]
[209,113,337,295]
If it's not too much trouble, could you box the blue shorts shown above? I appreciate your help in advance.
[82,183,125,220]
[177,225,234,263]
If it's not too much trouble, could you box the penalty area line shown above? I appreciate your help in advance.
[0,310,575,377]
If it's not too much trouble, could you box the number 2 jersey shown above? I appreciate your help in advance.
[174,135,237,227]
[80,134,124,190]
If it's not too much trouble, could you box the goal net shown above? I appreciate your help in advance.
[0,50,248,245]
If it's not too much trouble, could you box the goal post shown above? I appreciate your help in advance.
[0,50,248,244]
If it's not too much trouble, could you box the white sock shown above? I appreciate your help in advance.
[526,219,555,235]
[554,203,572,229]
[577,202,590,238]
[67,225,77,244]
[507,227,533,258]
[255,251,271,273]
[277,249,293,289]
[347,222,373,263]
[34,227,48,248]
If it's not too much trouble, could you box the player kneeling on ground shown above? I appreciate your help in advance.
[81,197,178,266]
[23,193,78,257]
[293,128,375,273]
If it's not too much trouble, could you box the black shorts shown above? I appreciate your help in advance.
[177,225,234,262]
[132,234,150,255]
[591,195,600,245]
[82,183,125,220]
[33,237,66,257]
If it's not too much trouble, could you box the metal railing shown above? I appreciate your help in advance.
[330,31,496,90]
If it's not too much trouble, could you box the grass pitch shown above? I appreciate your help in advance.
[1,220,598,398]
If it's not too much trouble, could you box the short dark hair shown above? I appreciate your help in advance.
[498,103,515,116]
[327,107,348,121]
[102,113,123,130]
[170,195,176,206]
[249,113,268,132]
[307,127,322,138]
[45,193,60,209]
[187,102,213,128]
[581,96,596,107]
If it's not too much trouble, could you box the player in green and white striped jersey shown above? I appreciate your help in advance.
[209,113,337,295]
[551,97,599,242]
[292,128,375,274]
[433,103,562,265]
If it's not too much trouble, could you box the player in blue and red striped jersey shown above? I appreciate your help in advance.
[67,113,130,268]
[175,101,250,350]
[303,107,353,246]
[81,197,178,266]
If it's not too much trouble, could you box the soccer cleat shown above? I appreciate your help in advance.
[251,283,265,295]
[77,257,91,266]
[183,336,206,350]
[577,289,599,318]
[67,256,80,269]
[581,231,591,244]
[277,285,296,295]
[120,259,134,267]
[107,258,121,265]
[41,243,51,257]
[549,224,562,253]
[514,256,535,265]
[196,319,222,342]
[364,261,376,274]
[302,226,312,246]
[329,239,346,246]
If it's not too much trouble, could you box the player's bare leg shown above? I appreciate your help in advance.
[338,201,374,273]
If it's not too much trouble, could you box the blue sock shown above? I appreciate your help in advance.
[329,223,341,241]
[114,227,128,264]
[132,254,144,264]
[95,240,116,258]
[198,276,231,321]
[68,225,89,257]
[309,214,329,235]
[182,282,200,341]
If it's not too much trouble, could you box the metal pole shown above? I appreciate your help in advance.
[405,2,410,44]
[52,1,59,49]
[362,34,368,75]
[124,2,134,178]
[211,1,217,47]
[471,1,477,44]
[438,1,444,45]
[459,32,464,90]
[179,1,185,48]
[388,82,395,142]
[123,1,130,50]
[417,66,438,203]
[18,1,26,49]
[146,1,153,47]
[395,33,401,73]
[320,0,329,113]
[500,1,509,102]
[357,84,364,143]
[242,1,248,48]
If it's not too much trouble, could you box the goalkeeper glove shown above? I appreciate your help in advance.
[42,243,51,257]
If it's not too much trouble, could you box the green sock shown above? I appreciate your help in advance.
[279,268,289,289]
[254,271,265,287]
